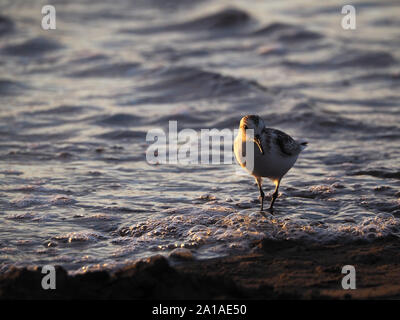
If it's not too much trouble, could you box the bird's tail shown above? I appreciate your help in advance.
[299,141,308,151]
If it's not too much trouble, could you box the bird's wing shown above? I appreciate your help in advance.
[264,128,300,156]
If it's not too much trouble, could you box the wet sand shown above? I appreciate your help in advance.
[1,238,399,299]
[178,238,400,299]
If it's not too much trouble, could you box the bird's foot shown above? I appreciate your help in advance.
[267,206,275,215]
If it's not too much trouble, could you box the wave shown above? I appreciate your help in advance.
[69,54,108,64]
[67,62,140,78]
[10,194,76,208]
[7,212,39,221]
[0,15,14,36]
[373,17,400,27]
[121,7,252,35]
[349,168,400,180]
[173,7,251,31]
[273,102,373,134]
[94,130,146,140]
[24,105,94,116]
[51,231,106,244]
[139,66,267,103]
[252,22,296,36]
[2,37,63,56]
[0,79,28,95]
[284,50,396,69]
[252,22,323,43]
[277,29,322,42]
[95,113,142,127]
[115,205,400,260]
[348,72,400,84]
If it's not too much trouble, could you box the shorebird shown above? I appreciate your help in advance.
[234,115,307,212]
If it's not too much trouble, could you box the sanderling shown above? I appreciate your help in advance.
[234,115,307,212]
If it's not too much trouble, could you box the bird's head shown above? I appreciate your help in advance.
[239,115,265,155]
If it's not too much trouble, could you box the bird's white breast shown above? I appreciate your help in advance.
[234,133,299,180]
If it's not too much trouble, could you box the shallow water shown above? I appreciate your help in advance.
[0,0,400,273]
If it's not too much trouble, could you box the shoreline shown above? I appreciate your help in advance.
[1,238,399,299]
[177,237,400,299]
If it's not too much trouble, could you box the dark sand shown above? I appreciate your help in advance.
[1,238,399,300]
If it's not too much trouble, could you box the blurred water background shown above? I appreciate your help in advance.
[0,0,399,273]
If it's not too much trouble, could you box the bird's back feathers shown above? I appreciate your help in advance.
[263,128,302,157]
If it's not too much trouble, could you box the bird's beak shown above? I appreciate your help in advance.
[253,135,264,155]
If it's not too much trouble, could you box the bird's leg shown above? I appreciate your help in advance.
[255,177,264,211]
[269,179,281,212]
